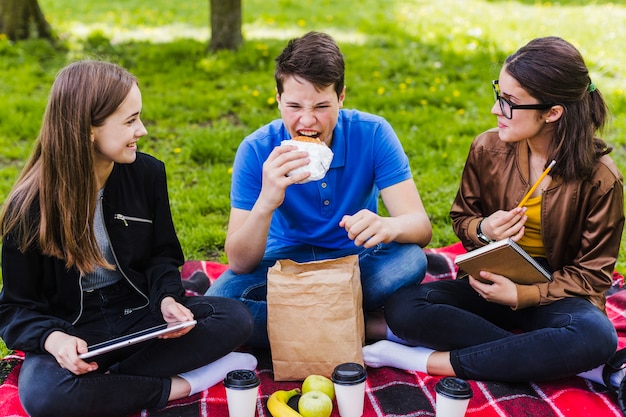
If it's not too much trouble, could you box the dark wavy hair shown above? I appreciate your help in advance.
[274,31,345,98]
[505,36,611,181]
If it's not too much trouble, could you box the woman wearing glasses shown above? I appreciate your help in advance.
[363,37,625,385]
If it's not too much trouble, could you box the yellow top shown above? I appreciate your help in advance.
[517,194,546,257]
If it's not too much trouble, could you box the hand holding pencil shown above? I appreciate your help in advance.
[517,160,556,208]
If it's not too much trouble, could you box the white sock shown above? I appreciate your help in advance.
[363,340,434,373]
[578,364,625,388]
[179,352,258,395]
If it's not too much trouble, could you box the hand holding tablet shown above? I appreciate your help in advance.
[78,320,197,359]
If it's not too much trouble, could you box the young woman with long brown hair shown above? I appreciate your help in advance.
[0,60,256,417]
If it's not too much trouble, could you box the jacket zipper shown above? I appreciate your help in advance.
[114,214,153,227]
[74,199,151,324]
[108,210,150,314]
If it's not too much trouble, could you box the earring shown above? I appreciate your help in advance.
[545,119,550,124]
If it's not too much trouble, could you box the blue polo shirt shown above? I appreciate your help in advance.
[230,109,413,252]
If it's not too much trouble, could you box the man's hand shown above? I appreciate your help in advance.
[340,209,396,247]
[257,145,310,211]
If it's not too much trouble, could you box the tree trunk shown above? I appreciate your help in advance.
[209,0,242,51]
[0,0,53,41]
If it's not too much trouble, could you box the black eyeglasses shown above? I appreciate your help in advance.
[492,80,554,120]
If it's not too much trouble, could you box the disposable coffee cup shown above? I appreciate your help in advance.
[331,362,367,417]
[223,369,260,417]
[435,377,472,417]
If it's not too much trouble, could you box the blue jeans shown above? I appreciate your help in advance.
[19,281,253,417]
[385,278,617,382]
[207,241,427,348]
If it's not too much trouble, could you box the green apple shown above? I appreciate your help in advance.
[302,374,335,401]
[298,391,333,417]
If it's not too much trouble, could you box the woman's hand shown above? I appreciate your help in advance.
[160,296,195,339]
[44,330,98,375]
[468,272,518,307]
[480,207,527,242]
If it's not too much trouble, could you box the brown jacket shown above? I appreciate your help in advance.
[451,129,624,312]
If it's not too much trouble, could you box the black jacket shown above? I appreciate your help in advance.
[0,153,185,353]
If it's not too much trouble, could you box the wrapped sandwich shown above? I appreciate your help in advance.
[281,136,334,183]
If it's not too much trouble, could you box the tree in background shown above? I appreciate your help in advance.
[0,0,242,51]
[209,0,242,51]
[0,0,53,41]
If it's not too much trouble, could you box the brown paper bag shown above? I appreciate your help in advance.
[267,255,365,381]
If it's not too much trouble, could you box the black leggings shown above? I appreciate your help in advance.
[19,283,253,417]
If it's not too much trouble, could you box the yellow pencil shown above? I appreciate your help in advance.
[517,160,556,208]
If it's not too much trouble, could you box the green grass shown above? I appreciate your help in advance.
[1,0,625,357]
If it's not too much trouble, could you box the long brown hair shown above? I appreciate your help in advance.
[1,60,138,274]
[505,36,611,182]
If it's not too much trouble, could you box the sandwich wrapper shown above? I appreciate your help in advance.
[281,139,334,183]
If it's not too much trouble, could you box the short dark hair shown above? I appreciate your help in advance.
[505,36,610,181]
[275,31,345,98]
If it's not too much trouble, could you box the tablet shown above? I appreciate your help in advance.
[78,320,197,359]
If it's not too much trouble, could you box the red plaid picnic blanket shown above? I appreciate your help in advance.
[2,243,625,417]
